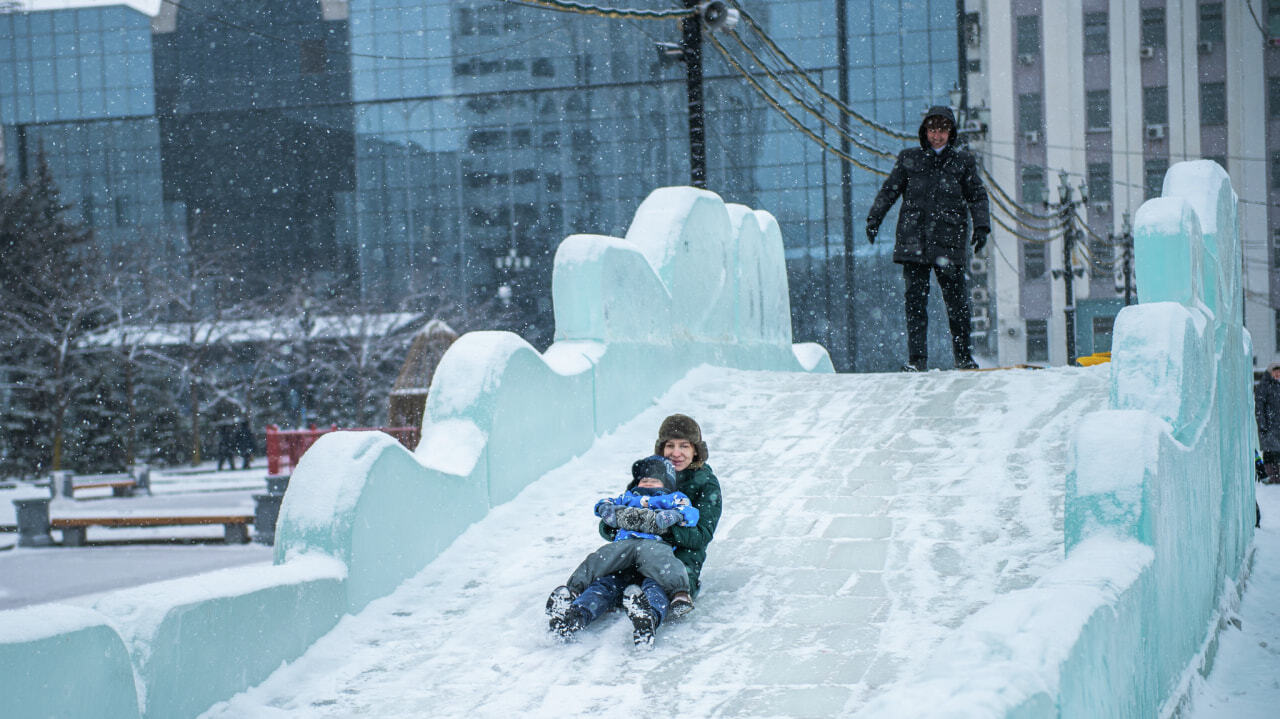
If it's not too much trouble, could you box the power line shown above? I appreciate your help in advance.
[497,0,693,20]
[704,31,890,177]
[726,0,915,142]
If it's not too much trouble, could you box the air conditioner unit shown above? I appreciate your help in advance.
[1092,200,1111,214]
[972,304,989,320]
[970,286,990,304]
[969,257,988,275]
[962,118,986,133]
[1198,41,1213,54]
[1140,45,1155,59]
[1024,130,1041,144]
[1146,123,1166,140]
[1017,53,1036,65]
[971,316,991,333]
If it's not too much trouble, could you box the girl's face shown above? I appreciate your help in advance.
[662,439,694,472]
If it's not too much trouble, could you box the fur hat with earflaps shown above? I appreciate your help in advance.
[653,413,709,469]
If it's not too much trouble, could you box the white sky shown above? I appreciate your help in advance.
[22,0,160,16]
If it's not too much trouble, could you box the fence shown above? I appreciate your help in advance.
[265,424,420,477]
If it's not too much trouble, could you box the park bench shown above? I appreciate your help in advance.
[51,515,254,546]
[68,478,138,498]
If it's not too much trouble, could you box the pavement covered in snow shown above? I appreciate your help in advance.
[201,365,1108,717]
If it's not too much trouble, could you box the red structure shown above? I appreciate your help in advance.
[265,424,421,477]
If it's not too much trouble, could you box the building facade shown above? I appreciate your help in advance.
[965,0,1273,367]
[2,0,967,371]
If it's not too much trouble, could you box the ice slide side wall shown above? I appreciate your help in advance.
[857,161,1256,718]
[0,187,832,719]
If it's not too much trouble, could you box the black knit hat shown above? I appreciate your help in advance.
[653,413,709,469]
[628,455,676,492]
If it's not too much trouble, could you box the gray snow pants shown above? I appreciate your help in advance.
[566,538,690,597]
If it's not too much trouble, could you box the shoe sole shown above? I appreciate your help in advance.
[669,598,694,618]
[623,587,657,647]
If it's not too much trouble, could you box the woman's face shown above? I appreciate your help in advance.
[662,438,694,472]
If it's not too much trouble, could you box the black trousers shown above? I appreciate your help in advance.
[902,261,972,366]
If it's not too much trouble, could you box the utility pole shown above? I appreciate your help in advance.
[682,0,707,189]
[836,0,856,371]
[1050,170,1083,364]
[1117,211,1134,306]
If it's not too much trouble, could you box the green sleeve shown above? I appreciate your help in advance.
[668,466,722,551]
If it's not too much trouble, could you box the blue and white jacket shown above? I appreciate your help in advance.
[594,489,700,542]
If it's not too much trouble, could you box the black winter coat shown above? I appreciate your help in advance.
[1256,375,1280,453]
[866,106,990,267]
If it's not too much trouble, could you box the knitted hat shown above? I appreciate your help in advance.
[628,455,677,492]
[653,413,709,469]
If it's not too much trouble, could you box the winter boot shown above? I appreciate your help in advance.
[954,356,979,370]
[669,590,695,618]
[901,362,924,372]
[546,586,583,640]
[623,584,658,648]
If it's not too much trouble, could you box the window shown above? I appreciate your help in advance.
[1018,93,1042,132]
[1088,163,1112,203]
[1084,12,1108,55]
[1146,158,1169,198]
[1270,0,1280,38]
[1271,77,1280,118]
[1021,165,1046,206]
[1086,89,1110,130]
[1273,152,1280,189]
[1199,3,1224,43]
[1092,316,1115,353]
[1274,310,1280,351]
[1201,82,1226,126]
[1143,86,1168,125]
[299,39,326,75]
[1141,8,1166,48]
[1026,319,1049,362]
[531,58,554,78]
[1016,15,1040,57]
[1271,228,1280,267]
[1025,243,1047,278]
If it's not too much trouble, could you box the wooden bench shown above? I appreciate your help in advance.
[51,515,254,546]
[69,479,138,498]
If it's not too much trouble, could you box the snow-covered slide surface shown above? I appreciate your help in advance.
[205,364,1107,718]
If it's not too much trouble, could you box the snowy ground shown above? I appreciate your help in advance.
[0,465,274,610]
[1185,482,1280,718]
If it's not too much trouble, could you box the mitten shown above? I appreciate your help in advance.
[866,224,879,244]
[613,507,662,534]
[594,499,618,526]
[654,509,684,530]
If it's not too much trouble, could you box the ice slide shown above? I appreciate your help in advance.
[1,169,1255,718]
[203,363,1110,718]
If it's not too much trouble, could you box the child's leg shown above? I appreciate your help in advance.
[638,578,670,625]
[630,541,692,596]
[565,540,642,595]
[572,573,627,625]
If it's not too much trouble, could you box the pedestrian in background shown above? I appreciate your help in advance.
[234,420,254,470]
[1255,362,1280,484]
[865,105,990,372]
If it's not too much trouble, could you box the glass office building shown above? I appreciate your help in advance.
[0,6,169,262]
[0,1,962,370]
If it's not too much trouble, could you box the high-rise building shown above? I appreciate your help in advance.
[2,0,968,370]
[964,0,1272,368]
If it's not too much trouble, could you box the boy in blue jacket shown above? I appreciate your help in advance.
[548,455,699,644]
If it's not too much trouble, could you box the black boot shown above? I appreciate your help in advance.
[546,586,585,641]
[623,585,658,647]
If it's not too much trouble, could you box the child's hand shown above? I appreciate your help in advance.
[594,499,619,526]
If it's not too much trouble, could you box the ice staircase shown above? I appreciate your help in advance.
[201,365,1110,717]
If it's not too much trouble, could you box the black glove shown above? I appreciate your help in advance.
[971,230,988,254]
[866,224,879,244]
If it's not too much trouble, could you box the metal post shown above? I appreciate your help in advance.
[1121,212,1134,306]
[837,0,856,371]
[682,1,707,189]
